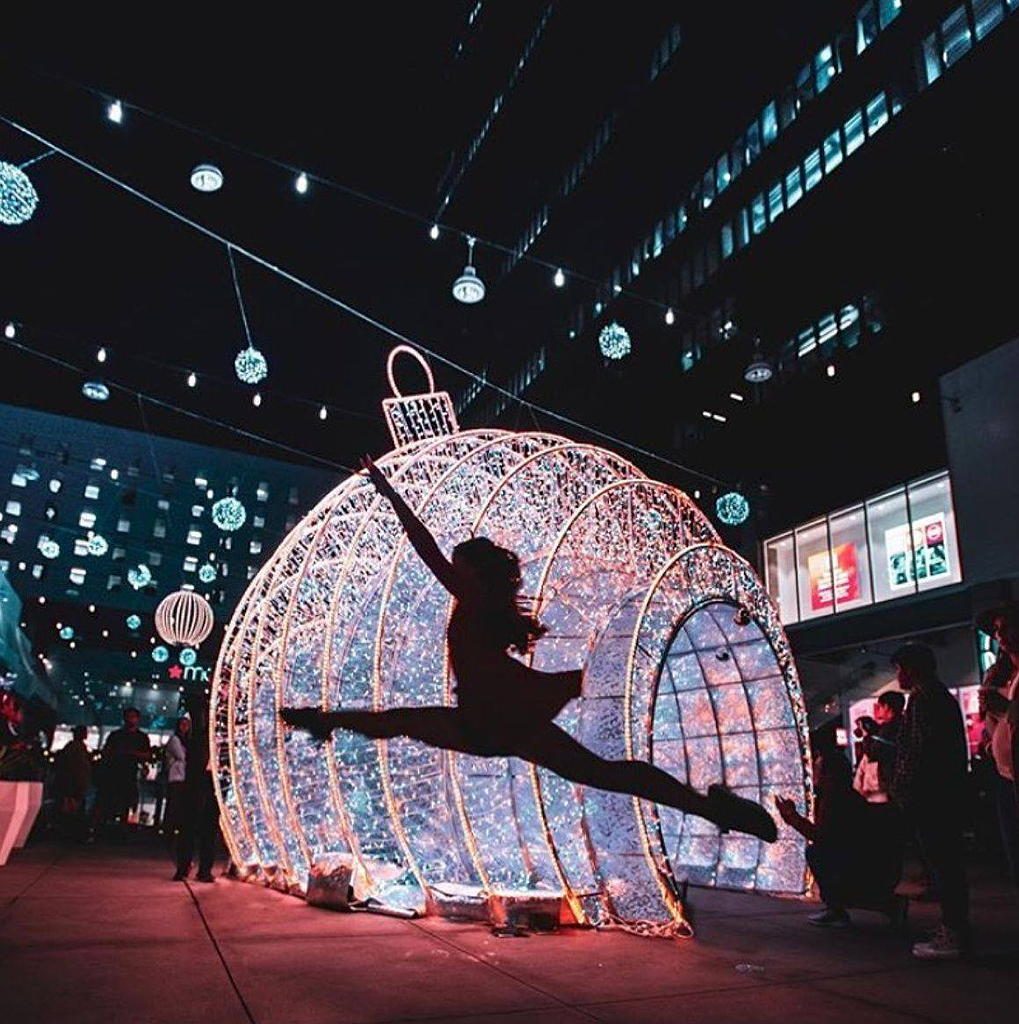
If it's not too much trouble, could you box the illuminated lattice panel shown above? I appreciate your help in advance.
[212,348,812,931]
[626,546,813,896]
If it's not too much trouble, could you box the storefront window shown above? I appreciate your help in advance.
[764,532,798,624]
[906,472,963,592]
[795,519,833,622]
[763,471,961,623]
[828,504,872,612]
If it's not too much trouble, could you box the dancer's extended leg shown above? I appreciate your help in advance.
[281,706,489,756]
[512,722,777,842]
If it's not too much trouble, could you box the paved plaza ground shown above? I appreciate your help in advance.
[1,839,1016,1023]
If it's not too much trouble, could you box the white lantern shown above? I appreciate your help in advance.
[155,589,214,647]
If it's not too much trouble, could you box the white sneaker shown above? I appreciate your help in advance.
[912,925,964,960]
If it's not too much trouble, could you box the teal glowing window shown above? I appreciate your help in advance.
[751,194,767,235]
[768,183,784,222]
[785,166,803,208]
[866,92,889,134]
[823,130,843,174]
[761,101,778,146]
[844,110,865,156]
[804,148,823,190]
[942,7,973,67]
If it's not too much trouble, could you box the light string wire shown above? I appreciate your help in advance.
[8,63,700,322]
[4,317,378,425]
[1,115,725,488]
[225,244,254,350]
[3,332,357,476]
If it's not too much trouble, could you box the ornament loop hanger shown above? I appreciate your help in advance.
[386,345,436,398]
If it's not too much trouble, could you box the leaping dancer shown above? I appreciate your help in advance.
[281,455,777,842]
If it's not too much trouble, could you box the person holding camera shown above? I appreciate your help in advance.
[854,691,905,804]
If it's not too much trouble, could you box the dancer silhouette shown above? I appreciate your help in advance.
[281,455,777,842]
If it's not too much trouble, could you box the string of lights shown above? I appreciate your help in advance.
[1,115,728,488]
[7,63,701,323]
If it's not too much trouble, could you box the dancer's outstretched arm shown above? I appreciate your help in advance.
[361,454,463,597]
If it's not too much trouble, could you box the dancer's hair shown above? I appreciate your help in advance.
[452,537,546,654]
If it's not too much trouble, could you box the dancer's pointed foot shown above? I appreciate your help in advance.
[707,784,778,843]
[280,707,334,741]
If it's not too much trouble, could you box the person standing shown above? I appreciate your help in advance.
[174,703,219,883]
[891,643,970,959]
[162,717,190,837]
[854,691,905,804]
[53,725,92,839]
[979,602,1019,886]
[92,707,151,836]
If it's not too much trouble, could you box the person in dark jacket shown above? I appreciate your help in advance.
[777,730,904,927]
[891,643,970,960]
[173,703,219,882]
[53,725,92,838]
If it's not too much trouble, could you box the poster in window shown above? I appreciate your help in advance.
[885,513,949,590]
[808,543,860,610]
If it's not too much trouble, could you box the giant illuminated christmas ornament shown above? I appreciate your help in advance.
[212,346,812,934]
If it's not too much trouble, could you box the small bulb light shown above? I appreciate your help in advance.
[554,268,565,288]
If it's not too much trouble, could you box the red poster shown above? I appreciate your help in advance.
[808,543,860,611]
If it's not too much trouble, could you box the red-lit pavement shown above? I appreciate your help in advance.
[1,840,1016,1024]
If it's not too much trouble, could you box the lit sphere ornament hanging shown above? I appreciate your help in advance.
[212,496,246,532]
[126,614,142,631]
[156,589,214,647]
[716,491,750,526]
[234,346,268,385]
[451,237,485,304]
[211,347,812,937]
[38,538,60,559]
[128,564,153,590]
[59,626,74,641]
[179,647,198,667]
[86,534,109,557]
[152,645,169,663]
[82,381,110,402]
[598,321,631,360]
[198,563,218,584]
[0,161,39,225]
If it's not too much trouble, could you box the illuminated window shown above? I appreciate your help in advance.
[90,457,107,471]
[153,519,166,539]
[117,517,131,534]
[253,514,265,529]
[191,505,204,518]
[785,166,803,209]
[157,499,170,512]
[84,484,100,500]
[249,540,262,555]
[107,574,122,590]
[79,510,97,529]
[187,528,202,546]
[112,546,125,561]
[865,93,889,135]
[74,539,89,556]
[195,475,208,489]
[70,567,87,585]
[31,564,43,579]
[5,500,21,516]
[973,0,1005,39]
[804,148,822,190]
[856,0,879,53]
[761,101,778,146]
[814,44,837,94]
[148,551,162,567]
[823,130,843,174]
[942,6,973,67]
[720,223,734,259]
[767,183,784,222]
[751,194,766,235]
[878,0,902,29]
[11,471,28,488]
[844,109,865,156]
[257,482,269,502]
[183,556,198,572]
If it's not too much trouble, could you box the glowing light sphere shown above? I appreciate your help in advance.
[716,491,750,526]
[234,346,268,385]
[156,589,214,647]
[152,645,169,663]
[198,562,218,584]
[38,539,60,559]
[179,647,197,667]
[128,564,152,590]
[59,626,74,640]
[82,381,110,402]
[126,614,142,631]
[212,496,246,532]
[598,321,631,360]
[0,161,39,225]
[86,534,109,556]
[212,350,811,934]
[191,163,223,192]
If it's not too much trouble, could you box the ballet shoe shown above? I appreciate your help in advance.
[706,784,778,843]
[279,707,334,741]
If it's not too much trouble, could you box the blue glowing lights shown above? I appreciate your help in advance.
[0,161,39,225]
[126,614,142,631]
[598,321,631,360]
[198,563,218,584]
[212,496,246,532]
[234,346,268,385]
[179,647,197,667]
[716,491,750,526]
[128,563,153,590]
[86,534,109,556]
[152,645,169,663]
[59,626,74,640]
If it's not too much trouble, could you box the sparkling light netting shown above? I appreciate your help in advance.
[211,350,813,932]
